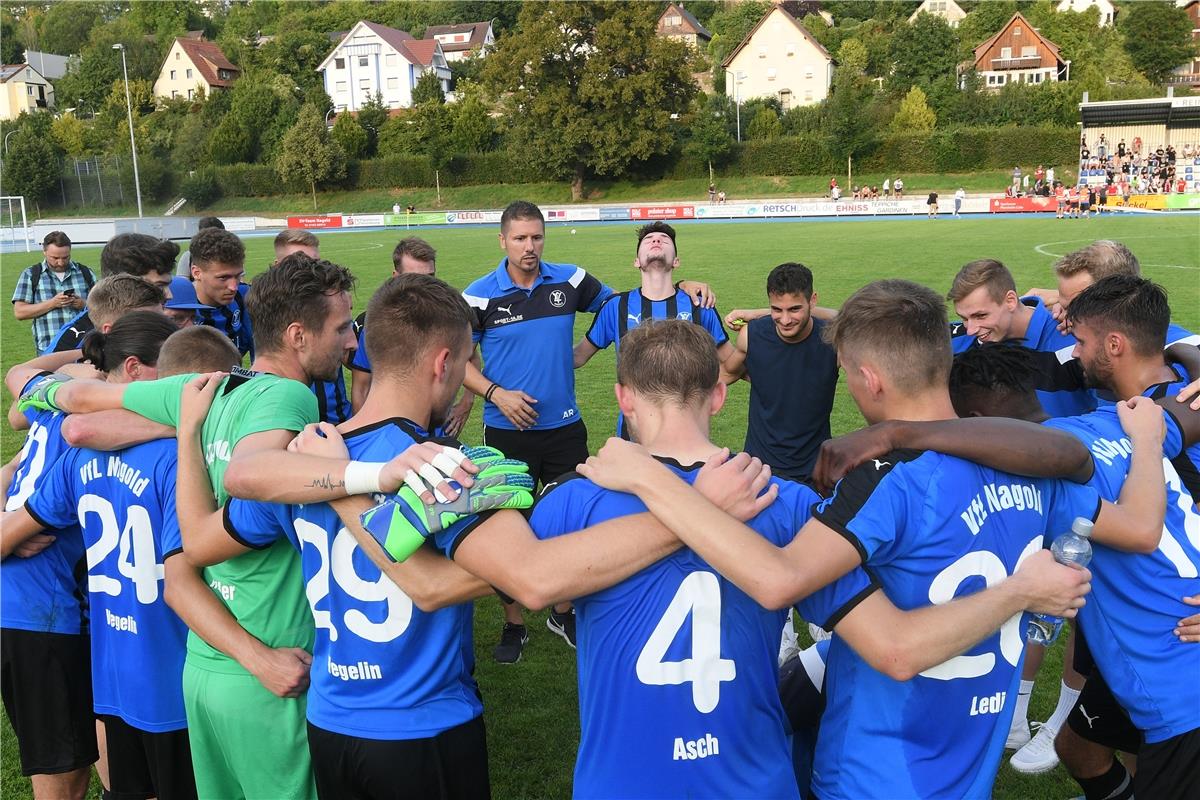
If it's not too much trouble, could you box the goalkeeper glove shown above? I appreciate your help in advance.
[360,446,536,562]
[18,373,72,415]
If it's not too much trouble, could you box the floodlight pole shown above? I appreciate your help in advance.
[112,43,144,218]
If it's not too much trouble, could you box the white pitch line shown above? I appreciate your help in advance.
[1033,235,1199,270]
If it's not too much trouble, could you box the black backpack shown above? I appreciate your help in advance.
[28,261,96,298]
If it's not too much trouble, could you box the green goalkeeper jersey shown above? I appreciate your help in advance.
[123,368,318,673]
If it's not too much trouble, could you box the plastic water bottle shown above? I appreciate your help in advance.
[1025,517,1094,646]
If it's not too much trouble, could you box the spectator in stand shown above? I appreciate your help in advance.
[12,231,93,353]
[708,183,716,203]
[870,186,879,199]
[926,191,938,219]
[1117,139,1127,158]
[828,177,838,196]
[176,217,225,277]
[893,177,904,198]
[1096,134,1107,160]
[954,187,965,217]
[1012,165,1022,187]
[1132,136,1142,155]
[1035,164,1045,183]
[830,184,841,201]
[882,177,891,197]
[1047,166,1055,184]
[1183,142,1194,159]
[717,190,727,204]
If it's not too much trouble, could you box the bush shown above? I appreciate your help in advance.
[180,169,222,210]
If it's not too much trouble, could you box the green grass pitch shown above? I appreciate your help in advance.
[2,213,1198,799]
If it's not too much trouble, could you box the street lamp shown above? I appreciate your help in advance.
[112,43,143,218]
[3,129,17,154]
[734,71,746,142]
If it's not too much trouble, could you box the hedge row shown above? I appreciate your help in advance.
[205,125,1076,199]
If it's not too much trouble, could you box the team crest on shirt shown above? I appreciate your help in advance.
[549,290,566,308]
[232,307,241,325]
[678,312,691,321]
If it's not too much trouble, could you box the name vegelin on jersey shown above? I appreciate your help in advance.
[959,482,1044,535]
[106,608,137,634]
[328,656,383,681]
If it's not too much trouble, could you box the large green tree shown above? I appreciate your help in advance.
[1121,1,1197,85]
[35,2,104,55]
[276,103,346,210]
[1,125,63,212]
[888,12,959,95]
[483,1,697,199]
[330,112,368,159]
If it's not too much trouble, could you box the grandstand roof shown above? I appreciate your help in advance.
[1079,94,1200,127]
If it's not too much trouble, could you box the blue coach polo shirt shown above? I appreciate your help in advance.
[464,259,612,431]
[952,296,1094,418]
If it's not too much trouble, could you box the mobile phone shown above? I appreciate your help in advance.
[63,289,76,296]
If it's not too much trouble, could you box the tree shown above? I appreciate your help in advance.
[888,13,959,95]
[890,85,936,132]
[36,2,103,55]
[745,105,784,139]
[330,112,368,159]
[1121,1,1197,85]
[837,38,869,75]
[685,106,735,177]
[449,91,497,153]
[356,92,391,157]
[484,1,697,200]
[0,14,22,64]
[51,113,88,157]
[276,103,346,210]
[824,68,877,161]
[2,127,62,212]
[412,71,446,105]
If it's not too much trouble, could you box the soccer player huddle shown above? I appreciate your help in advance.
[2,202,1199,800]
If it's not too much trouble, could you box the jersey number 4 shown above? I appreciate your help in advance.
[79,494,164,605]
[636,571,736,714]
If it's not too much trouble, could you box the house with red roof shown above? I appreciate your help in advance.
[965,12,1069,91]
[424,21,495,62]
[318,20,451,112]
[153,38,240,101]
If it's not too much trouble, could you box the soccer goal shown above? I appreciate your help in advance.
[0,195,32,252]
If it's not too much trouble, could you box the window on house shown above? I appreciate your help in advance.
[336,81,348,93]
[1014,26,1022,35]
[26,85,33,95]
[171,90,178,98]
[175,52,180,60]
[668,15,681,25]
[385,53,396,66]
[767,67,777,80]
[804,90,813,101]
[186,68,192,78]
[786,43,796,56]
[358,56,368,67]
[335,57,345,69]
[1021,45,1037,57]
[386,76,398,89]
[187,88,194,99]
[1000,47,1012,59]
[805,69,813,79]
[758,45,767,58]
[779,89,792,110]
[359,78,370,90]
[170,69,176,79]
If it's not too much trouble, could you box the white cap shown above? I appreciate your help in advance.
[1071,517,1094,538]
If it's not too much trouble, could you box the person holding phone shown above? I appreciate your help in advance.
[12,231,94,353]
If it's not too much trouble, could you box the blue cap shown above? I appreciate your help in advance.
[166,276,213,310]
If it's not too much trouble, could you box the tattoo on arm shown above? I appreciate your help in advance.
[306,474,346,491]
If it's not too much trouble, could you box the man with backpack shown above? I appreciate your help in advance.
[11,231,95,353]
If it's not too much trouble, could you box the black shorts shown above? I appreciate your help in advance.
[1136,727,1200,800]
[1066,668,1141,754]
[307,716,489,800]
[0,628,97,775]
[99,714,196,800]
[484,419,588,488]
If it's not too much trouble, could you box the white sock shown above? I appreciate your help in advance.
[1046,680,1082,731]
[1012,680,1035,730]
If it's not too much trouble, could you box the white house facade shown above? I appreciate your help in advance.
[318,20,451,112]
[424,22,494,62]
[722,6,833,111]
[908,0,967,28]
[0,63,53,120]
[1056,0,1116,27]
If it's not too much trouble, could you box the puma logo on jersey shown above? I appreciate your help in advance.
[873,459,891,470]
[673,733,719,760]
[69,327,82,337]
[969,690,1007,716]
[1078,705,1099,728]
[628,314,642,325]
[497,305,512,315]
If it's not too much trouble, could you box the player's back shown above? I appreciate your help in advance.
[28,438,189,731]
[799,449,1099,800]
[224,418,482,741]
[529,462,818,800]
[2,405,87,636]
[1045,406,1200,743]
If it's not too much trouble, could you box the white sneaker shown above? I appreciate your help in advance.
[1009,722,1060,774]
[1005,718,1031,750]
